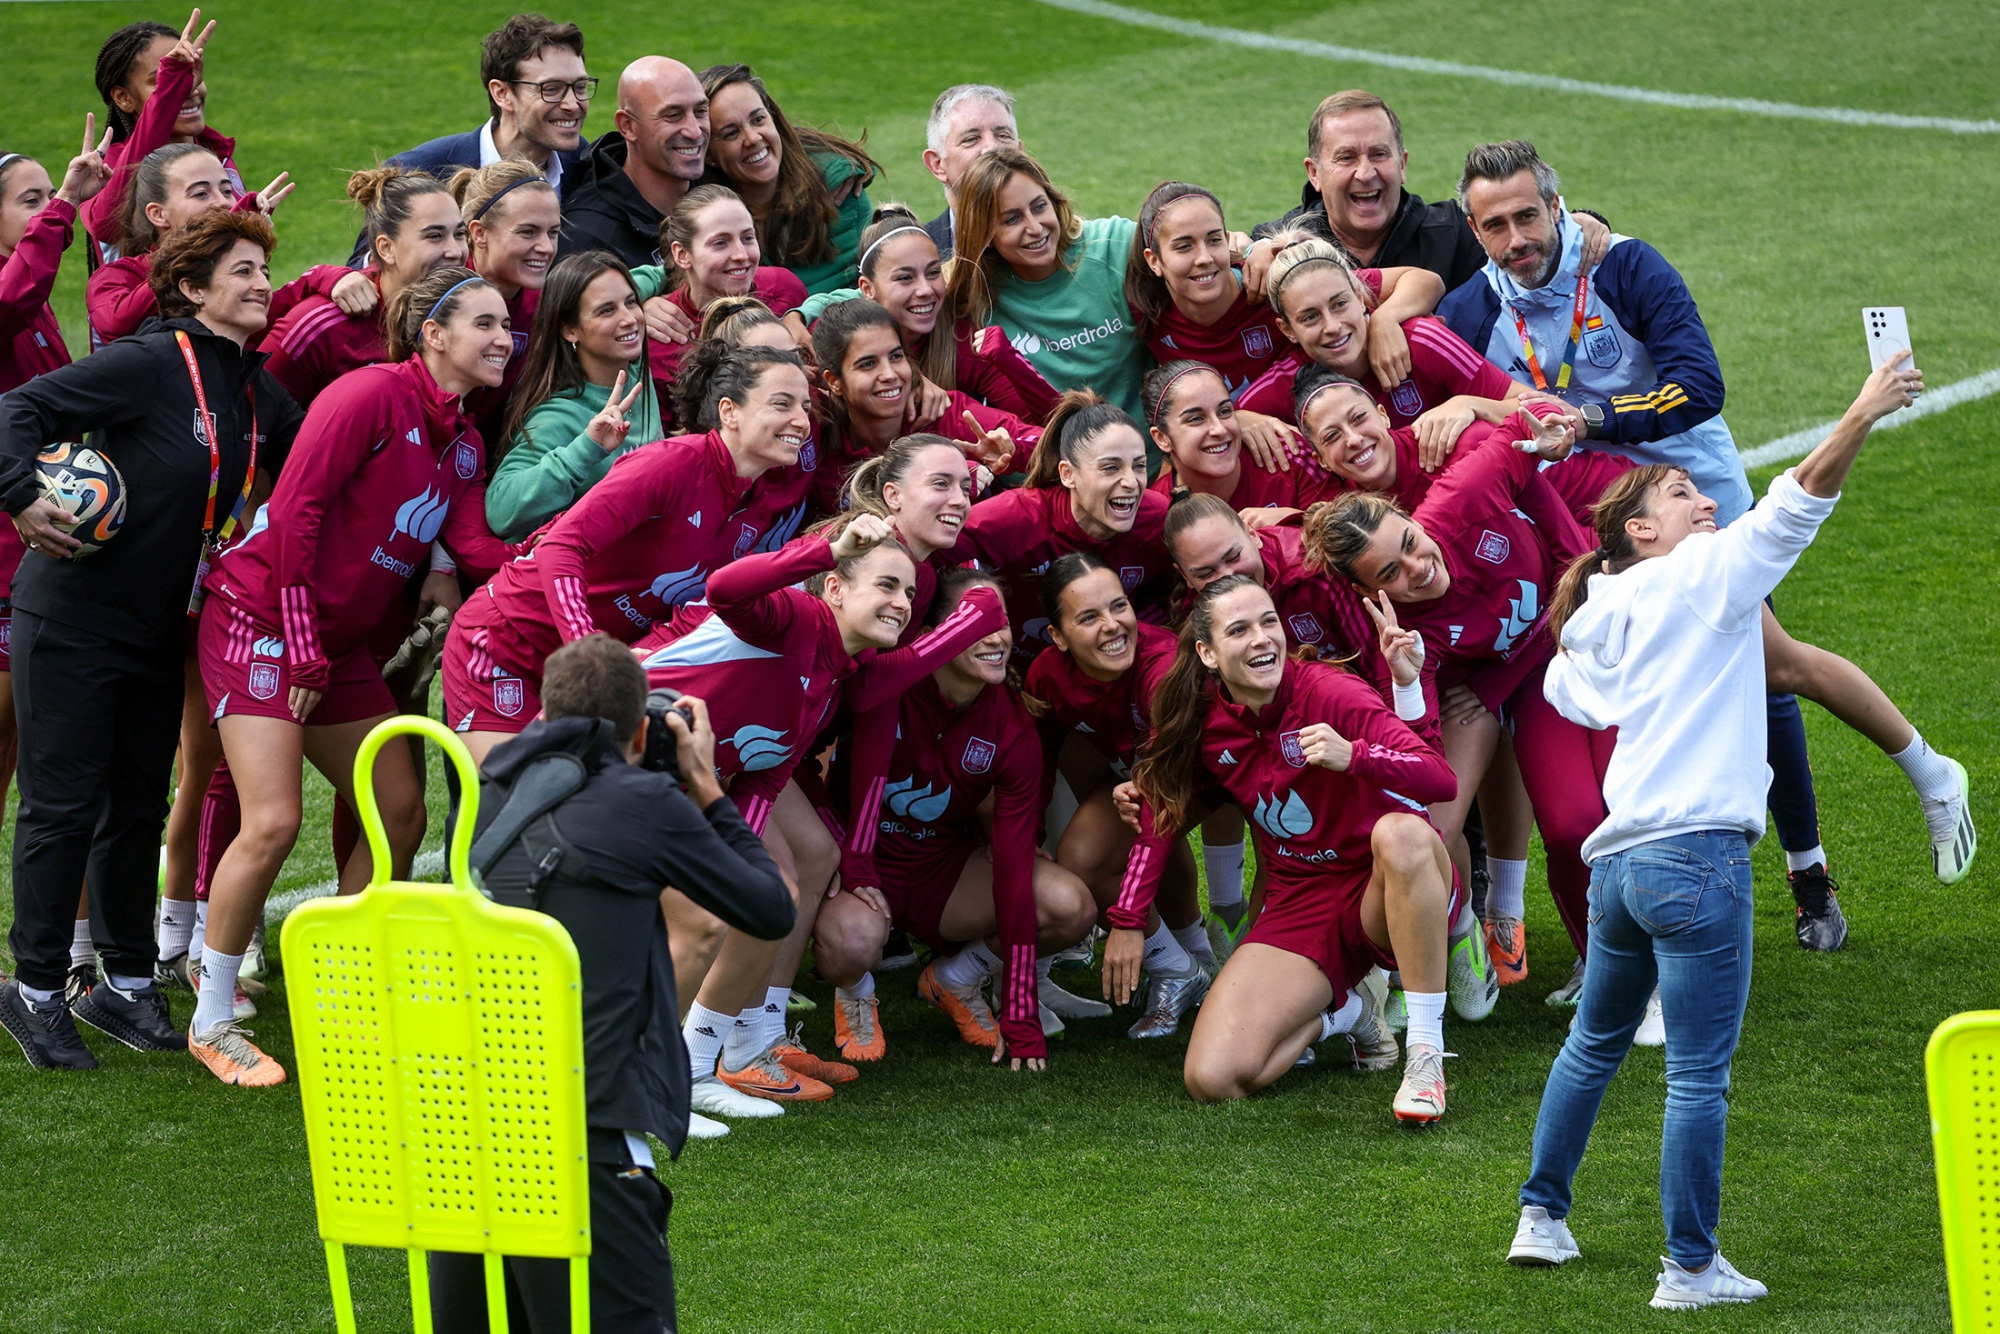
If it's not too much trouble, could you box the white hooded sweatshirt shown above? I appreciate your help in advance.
[1544,469,1838,863]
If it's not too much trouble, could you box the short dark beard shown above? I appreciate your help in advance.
[1530,241,1562,288]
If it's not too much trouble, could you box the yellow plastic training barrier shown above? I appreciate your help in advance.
[282,717,591,1333]
[1927,1010,2000,1332]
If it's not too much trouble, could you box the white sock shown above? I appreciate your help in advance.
[19,983,59,1007]
[722,1006,766,1070]
[684,1002,731,1080]
[836,972,876,1001]
[1140,922,1195,977]
[1485,857,1528,920]
[1202,840,1246,910]
[1172,920,1216,969]
[159,899,196,958]
[193,948,244,1035]
[1405,990,1446,1053]
[759,987,790,1049]
[70,919,94,969]
[1785,845,1828,873]
[1321,989,1363,1039]
[108,973,153,994]
[933,938,1001,990]
[1890,732,1957,803]
[191,901,209,963]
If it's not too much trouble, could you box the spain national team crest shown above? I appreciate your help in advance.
[963,736,995,774]
[798,438,818,472]
[1279,729,1308,768]
[511,330,529,358]
[0,620,10,653]
[1288,612,1324,644]
[493,675,525,717]
[1390,379,1424,418]
[1120,566,1145,590]
[247,662,280,701]
[1475,530,1511,564]
[453,438,479,479]
[734,522,759,559]
[1583,316,1621,368]
[1241,324,1273,359]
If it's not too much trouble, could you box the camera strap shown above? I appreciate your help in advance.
[470,752,590,907]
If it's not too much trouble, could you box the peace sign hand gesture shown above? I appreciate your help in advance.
[54,114,114,207]
[168,9,216,70]
[1512,403,1575,461]
[586,370,646,451]
[1362,589,1423,687]
[256,171,296,217]
[960,410,1014,474]
[829,512,894,562]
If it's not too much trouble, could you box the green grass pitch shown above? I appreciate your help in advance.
[0,0,1995,1329]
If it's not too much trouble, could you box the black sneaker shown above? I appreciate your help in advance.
[0,980,99,1069]
[878,928,918,972]
[72,978,188,1052]
[64,961,100,1009]
[1788,863,1849,952]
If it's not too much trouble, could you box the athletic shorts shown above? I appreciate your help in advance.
[198,598,393,727]
[1247,867,1397,997]
[441,600,540,735]
[877,835,979,954]
[0,599,12,672]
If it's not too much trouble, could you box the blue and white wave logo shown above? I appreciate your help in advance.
[1252,789,1313,840]
[1494,579,1539,655]
[884,776,951,822]
[393,486,451,543]
[251,635,285,660]
[753,501,808,554]
[723,724,791,771]
[649,564,709,606]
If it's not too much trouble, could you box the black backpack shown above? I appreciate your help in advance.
[467,720,621,909]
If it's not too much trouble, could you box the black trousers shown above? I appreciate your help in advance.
[429,1152,676,1334]
[8,611,182,991]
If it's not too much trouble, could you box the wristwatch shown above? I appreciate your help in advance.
[1575,401,1605,439]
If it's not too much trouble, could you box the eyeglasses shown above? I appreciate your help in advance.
[509,77,599,104]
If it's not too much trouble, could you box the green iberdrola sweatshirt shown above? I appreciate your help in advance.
[486,359,665,542]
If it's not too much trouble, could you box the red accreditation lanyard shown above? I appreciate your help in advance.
[1508,267,1590,394]
[174,330,257,547]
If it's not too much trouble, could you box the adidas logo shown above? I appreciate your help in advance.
[405,427,421,445]
[1220,749,1238,764]
[688,511,702,527]
[693,1026,718,1038]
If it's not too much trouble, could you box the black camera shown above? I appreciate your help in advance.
[641,687,697,779]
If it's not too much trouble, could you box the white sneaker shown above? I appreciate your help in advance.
[1928,757,1977,885]
[685,1111,730,1140]
[1335,967,1399,1072]
[1393,1043,1449,1123]
[1039,975,1111,1020]
[242,923,268,982]
[1650,1253,1768,1309]
[1508,1206,1581,1266]
[1545,957,1586,1008]
[689,1074,784,1119]
[1633,988,1665,1047]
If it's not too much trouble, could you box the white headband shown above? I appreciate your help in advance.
[857,224,928,275]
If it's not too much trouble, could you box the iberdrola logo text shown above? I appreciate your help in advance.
[1010,316,1125,358]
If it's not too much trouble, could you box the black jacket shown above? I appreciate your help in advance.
[475,717,794,1159]
[1253,185,1488,291]
[557,131,666,269]
[924,208,954,261]
[0,316,303,649]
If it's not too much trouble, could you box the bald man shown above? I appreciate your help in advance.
[560,56,710,266]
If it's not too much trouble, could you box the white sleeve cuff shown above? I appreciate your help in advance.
[429,540,456,574]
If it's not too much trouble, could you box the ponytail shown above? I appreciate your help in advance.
[1024,389,1141,490]
[1134,573,1258,831]
[1301,491,1402,580]
[1546,463,1684,642]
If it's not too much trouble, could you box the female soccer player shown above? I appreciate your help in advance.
[1505,360,1961,1308]
[85,11,238,254]
[635,185,807,393]
[1,122,111,390]
[665,300,801,432]
[1305,410,1608,1011]
[956,390,1171,666]
[442,345,813,763]
[260,166,468,406]
[1023,554,1217,1038]
[85,142,293,345]
[698,63,879,294]
[1134,577,1460,1121]
[488,250,659,541]
[636,515,1007,1109]
[788,205,1062,425]
[451,159,558,440]
[822,567,1096,1069]
[0,210,303,1073]
[190,265,515,1087]
[942,148,1150,418]
[808,298,1027,515]
[1142,359,1309,522]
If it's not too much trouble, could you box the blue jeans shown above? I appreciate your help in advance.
[1520,830,1755,1269]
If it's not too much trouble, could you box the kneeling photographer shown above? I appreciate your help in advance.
[430,634,794,1333]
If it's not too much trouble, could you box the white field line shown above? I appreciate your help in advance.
[1031,0,2000,134]
[1739,368,2000,467]
[263,847,446,926]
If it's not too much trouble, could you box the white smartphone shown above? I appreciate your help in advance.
[1863,306,1915,372]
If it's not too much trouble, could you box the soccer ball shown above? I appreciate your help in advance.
[34,442,127,556]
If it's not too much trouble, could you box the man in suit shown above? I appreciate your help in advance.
[920,84,1019,259]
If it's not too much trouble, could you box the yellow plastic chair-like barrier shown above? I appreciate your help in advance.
[282,717,591,1333]
[1927,1010,2000,1332]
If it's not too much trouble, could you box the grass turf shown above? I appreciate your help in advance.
[0,0,1995,1328]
